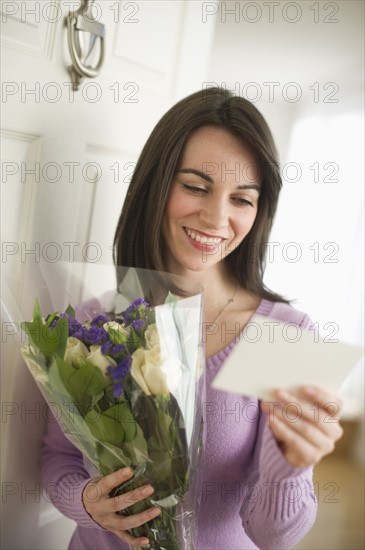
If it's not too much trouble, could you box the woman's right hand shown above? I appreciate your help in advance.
[82,466,161,548]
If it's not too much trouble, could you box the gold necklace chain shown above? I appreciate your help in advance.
[208,284,239,326]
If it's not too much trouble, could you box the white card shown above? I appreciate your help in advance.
[212,315,364,400]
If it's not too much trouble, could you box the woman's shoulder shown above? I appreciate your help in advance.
[257,298,313,330]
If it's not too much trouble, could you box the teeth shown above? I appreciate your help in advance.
[184,227,221,245]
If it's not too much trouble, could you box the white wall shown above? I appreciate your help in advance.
[205,0,364,443]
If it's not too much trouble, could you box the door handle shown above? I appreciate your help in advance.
[65,0,105,91]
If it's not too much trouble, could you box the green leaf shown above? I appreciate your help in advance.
[45,313,58,327]
[121,424,149,464]
[43,317,69,359]
[148,449,172,481]
[108,327,128,345]
[48,356,107,415]
[146,308,155,325]
[65,304,75,318]
[48,357,77,400]
[33,298,42,323]
[69,360,107,414]
[100,402,138,443]
[127,333,143,351]
[104,401,133,423]
[164,291,177,304]
[85,410,124,446]
[21,316,69,363]
[21,320,41,347]
[84,393,149,450]
[96,442,131,475]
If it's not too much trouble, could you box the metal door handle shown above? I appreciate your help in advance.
[65,0,105,90]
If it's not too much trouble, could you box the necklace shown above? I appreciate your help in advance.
[206,284,239,328]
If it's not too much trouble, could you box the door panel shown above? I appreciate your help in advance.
[1,1,217,547]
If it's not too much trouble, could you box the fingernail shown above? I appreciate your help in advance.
[151,507,161,517]
[122,467,132,476]
[277,389,291,400]
[303,386,316,396]
[141,538,149,547]
[141,485,153,496]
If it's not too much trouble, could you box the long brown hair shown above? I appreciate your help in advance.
[113,87,289,303]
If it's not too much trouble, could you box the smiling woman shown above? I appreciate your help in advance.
[114,88,286,305]
[40,87,344,550]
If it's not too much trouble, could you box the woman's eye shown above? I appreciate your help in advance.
[182,184,207,194]
[233,197,254,207]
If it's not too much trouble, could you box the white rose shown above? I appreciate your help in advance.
[131,345,169,396]
[144,323,160,351]
[103,321,129,337]
[86,345,116,377]
[64,337,89,364]
[158,355,183,394]
[144,324,182,392]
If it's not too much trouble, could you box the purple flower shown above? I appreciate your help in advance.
[111,344,127,354]
[101,341,127,356]
[91,315,111,326]
[101,341,113,355]
[72,326,87,341]
[74,325,108,346]
[68,318,82,336]
[50,314,81,336]
[113,382,123,398]
[133,298,149,307]
[107,356,133,399]
[131,319,146,330]
[123,298,149,322]
[107,356,132,381]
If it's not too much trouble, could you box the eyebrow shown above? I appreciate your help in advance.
[176,168,260,192]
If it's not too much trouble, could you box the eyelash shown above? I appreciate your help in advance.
[182,184,206,195]
[181,184,254,207]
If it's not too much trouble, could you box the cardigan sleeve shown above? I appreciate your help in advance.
[239,410,317,549]
[40,410,107,530]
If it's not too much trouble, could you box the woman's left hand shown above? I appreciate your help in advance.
[261,386,344,468]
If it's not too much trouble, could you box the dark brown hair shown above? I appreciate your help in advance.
[113,86,289,303]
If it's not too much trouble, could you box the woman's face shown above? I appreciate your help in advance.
[162,125,261,275]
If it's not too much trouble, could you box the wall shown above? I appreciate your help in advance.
[205,0,364,462]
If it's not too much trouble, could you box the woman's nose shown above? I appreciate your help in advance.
[198,195,229,230]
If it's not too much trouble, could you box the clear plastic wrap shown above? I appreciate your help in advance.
[4,262,205,550]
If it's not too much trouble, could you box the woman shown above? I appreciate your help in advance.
[41,87,343,549]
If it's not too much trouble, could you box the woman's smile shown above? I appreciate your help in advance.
[183,226,225,249]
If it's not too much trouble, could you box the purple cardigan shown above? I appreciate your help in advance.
[40,298,317,549]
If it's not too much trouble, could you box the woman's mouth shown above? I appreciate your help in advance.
[183,227,224,247]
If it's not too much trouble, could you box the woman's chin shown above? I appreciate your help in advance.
[175,258,219,275]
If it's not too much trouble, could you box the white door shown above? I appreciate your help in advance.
[0,1,217,547]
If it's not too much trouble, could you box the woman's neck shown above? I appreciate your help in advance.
[165,262,262,357]
[167,262,243,310]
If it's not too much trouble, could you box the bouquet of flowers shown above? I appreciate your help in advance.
[18,265,205,550]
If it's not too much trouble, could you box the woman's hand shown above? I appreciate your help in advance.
[261,386,344,468]
[82,467,161,548]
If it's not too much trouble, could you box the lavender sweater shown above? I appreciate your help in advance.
[40,298,317,550]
